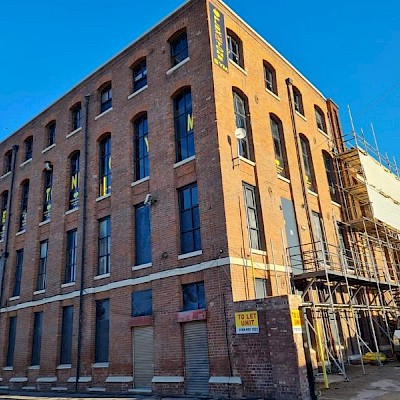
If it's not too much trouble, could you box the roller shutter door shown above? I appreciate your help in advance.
[184,321,209,395]
[133,326,154,389]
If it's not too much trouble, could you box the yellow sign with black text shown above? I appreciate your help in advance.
[291,309,302,334]
[235,311,259,334]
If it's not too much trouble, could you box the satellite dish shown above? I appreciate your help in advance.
[234,128,247,139]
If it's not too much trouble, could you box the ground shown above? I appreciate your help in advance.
[317,361,400,399]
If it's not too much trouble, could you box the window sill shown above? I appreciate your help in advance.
[308,190,318,197]
[295,111,307,121]
[95,107,113,120]
[29,365,40,370]
[318,128,331,140]
[42,143,56,154]
[239,156,255,167]
[9,296,20,301]
[277,175,290,184]
[20,158,32,167]
[178,250,203,260]
[1,171,11,179]
[250,249,267,256]
[39,219,50,226]
[166,57,190,75]
[92,362,109,368]
[96,193,111,202]
[61,282,75,288]
[65,208,78,215]
[66,127,82,138]
[16,229,26,236]
[265,88,281,101]
[131,176,149,187]
[57,364,72,370]
[94,273,110,280]
[228,59,248,75]
[174,155,195,169]
[3,367,13,371]
[128,85,148,100]
[331,200,341,207]
[132,262,152,271]
[33,290,45,295]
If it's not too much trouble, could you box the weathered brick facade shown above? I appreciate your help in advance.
[0,0,347,399]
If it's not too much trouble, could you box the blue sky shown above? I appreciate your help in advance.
[1,0,399,165]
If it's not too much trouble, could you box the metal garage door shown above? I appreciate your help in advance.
[133,326,154,389]
[184,321,209,395]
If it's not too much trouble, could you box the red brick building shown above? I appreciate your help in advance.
[0,0,398,399]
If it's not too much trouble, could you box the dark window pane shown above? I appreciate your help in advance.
[174,89,194,162]
[132,290,152,317]
[6,316,17,367]
[170,32,189,66]
[31,312,43,366]
[95,300,109,363]
[135,204,151,265]
[13,249,24,297]
[60,306,73,365]
[182,281,205,311]
[243,184,261,250]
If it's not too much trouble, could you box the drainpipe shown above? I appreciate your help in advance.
[0,145,19,307]
[75,94,90,391]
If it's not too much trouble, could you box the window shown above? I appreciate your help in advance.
[12,249,24,297]
[300,135,316,192]
[100,84,112,113]
[37,240,48,291]
[6,317,17,367]
[243,183,261,250]
[71,103,82,131]
[312,211,329,264]
[170,31,189,66]
[315,106,327,132]
[69,152,80,210]
[178,183,201,254]
[60,306,73,365]
[98,217,111,275]
[293,86,304,115]
[255,278,268,299]
[174,88,194,162]
[46,121,56,147]
[65,230,77,283]
[133,114,149,181]
[135,204,151,265]
[99,136,111,197]
[263,61,277,94]
[31,312,43,366]
[24,136,33,161]
[233,91,251,160]
[132,59,147,92]
[0,191,8,241]
[227,30,243,67]
[270,115,288,178]
[132,289,152,317]
[95,299,109,363]
[323,151,339,202]
[19,180,29,231]
[42,169,53,221]
[183,281,205,311]
[3,150,12,174]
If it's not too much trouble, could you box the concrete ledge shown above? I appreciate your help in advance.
[128,388,152,393]
[87,387,106,392]
[152,376,184,383]
[209,376,242,384]
[36,376,57,382]
[51,387,68,391]
[68,376,91,383]
[22,386,36,390]
[106,376,133,383]
[10,377,28,382]
[0,386,9,389]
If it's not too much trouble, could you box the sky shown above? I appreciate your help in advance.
[0,0,399,166]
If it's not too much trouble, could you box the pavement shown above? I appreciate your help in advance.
[317,361,400,400]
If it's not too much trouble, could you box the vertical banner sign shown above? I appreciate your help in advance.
[209,3,229,72]
[291,310,302,334]
[235,311,259,334]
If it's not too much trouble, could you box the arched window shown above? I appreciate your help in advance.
[3,150,12,175]
[173,88,194,162]
[71,103,82,131]
[299,134,316,192]
[322,151,339,202]
[233,89,252,160]
[99,135,111,197]
[133,113,149,181]
[24,136,33,161]
[46,121,56,147]
[263,61,277,95]
[42,168,53,221]
[315,105,327,133]
[293,86,304,116]
[19,180,29,231]
[270,114,288,178]
[227,29,244,68]
[169,30,189,67]
[100,83,112,113]
[0,191,8,240]
[69,152,80,210]
[131,58,147,92]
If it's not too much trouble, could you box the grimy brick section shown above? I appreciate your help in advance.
[227,295,311,400]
